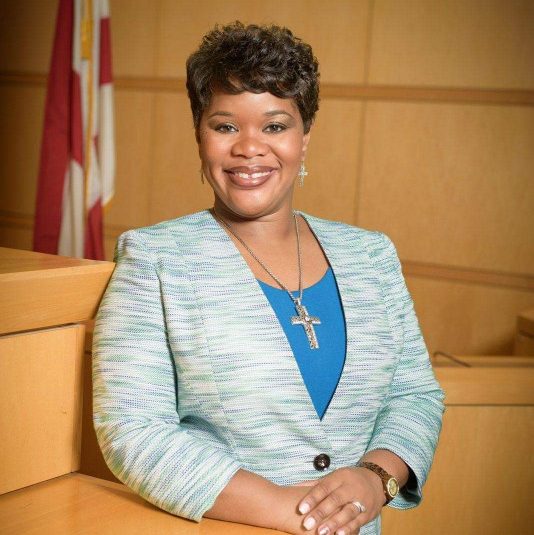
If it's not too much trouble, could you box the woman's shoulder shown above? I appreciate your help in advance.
[110,211,216,265]
[126,210,210,235]
[301,213,403,289]
[116,210,212,246]
[299,211,395,253]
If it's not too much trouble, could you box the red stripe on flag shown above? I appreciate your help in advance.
[84,197,105,259]
[33,0,73,254]
[99,17,112,85]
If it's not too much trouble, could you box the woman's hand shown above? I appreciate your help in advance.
[294,467,386,535]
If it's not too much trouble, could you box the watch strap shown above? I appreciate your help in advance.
[356,461,399,504]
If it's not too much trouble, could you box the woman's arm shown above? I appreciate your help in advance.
[204,469,309,533]
[93,230,242,522]
[363,232,445,507]
[359,448,409,489]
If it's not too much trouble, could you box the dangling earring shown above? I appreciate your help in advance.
[298,162,308,187]
[199,168,205,184]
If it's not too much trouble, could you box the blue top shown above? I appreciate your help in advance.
[257,267,347,419]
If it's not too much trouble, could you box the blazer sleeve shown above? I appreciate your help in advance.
[365,232,445,509]
[92,230,242,521]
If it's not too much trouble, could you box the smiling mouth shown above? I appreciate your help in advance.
[233,171,271,179]
[225,167,276,187]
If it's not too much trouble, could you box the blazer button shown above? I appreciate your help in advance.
[313,453,331,471]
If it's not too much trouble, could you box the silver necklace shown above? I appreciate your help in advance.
[213,210,321,349]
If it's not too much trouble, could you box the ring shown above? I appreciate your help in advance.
[351,501,366,514]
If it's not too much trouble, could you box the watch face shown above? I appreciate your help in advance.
[387,478,399,497]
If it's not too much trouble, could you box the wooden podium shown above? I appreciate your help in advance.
[1,246,533,534]
[0,247,114,495]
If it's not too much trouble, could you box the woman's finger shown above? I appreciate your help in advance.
[312,501,365,535]
[298,479,339,515]
[334,514,365,535]
[300,487,351,531]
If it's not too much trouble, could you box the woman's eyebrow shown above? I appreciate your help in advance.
[264,110,294,118]
[208,110,294,119]
[207,111,233,119]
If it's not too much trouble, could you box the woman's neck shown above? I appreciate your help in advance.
[211,202,297,243]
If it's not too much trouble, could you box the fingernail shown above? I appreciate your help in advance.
[303,517,316,530]
[336,531,346,535]
[319,527,330,535]
[299,502,310,514]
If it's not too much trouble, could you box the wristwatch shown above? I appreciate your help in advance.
[356,461,399,504]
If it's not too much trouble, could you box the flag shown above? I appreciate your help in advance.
[33,0,115,259]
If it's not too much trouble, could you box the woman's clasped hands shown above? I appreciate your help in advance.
[282,467,386,535]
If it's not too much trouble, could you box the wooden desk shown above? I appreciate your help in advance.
[0,247,113,335]
[0,248,114,494]
[0,473,280,535]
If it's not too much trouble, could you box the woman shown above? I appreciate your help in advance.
[93,22,444,535]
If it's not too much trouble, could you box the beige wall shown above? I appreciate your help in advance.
[0,0,533,355]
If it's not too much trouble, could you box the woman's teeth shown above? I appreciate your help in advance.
[234,171,271,179]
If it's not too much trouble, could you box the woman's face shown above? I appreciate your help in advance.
[197,90,311,220]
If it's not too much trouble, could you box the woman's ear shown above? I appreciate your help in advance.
[302,129,311,157]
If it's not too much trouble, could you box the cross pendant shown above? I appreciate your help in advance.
[291,298,321,349]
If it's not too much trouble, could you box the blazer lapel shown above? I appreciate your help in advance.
[300,213,399,450]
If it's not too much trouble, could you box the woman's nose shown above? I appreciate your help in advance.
[231,134,268,158]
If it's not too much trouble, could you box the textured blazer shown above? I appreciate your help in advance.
[93,210,445,535]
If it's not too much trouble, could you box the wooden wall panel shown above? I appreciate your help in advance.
[149,92,213,222]
[358,101,534,275]
[0,226,32,252]
[0,85,45,214]
[0,0,57,73]
[294,99,362,222]
[382,406,534,535]
[407,276,534,356]
[105,91,155,229]
[369,0,534,89]
[157,0,370,85]
[109,0,159,77]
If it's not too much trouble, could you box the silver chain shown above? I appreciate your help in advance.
[212,210,303,305]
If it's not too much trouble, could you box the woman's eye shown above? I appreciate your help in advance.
[215,124,237,133]
[264,123,287,133]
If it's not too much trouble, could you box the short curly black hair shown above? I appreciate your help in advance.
[186,21,320,134]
